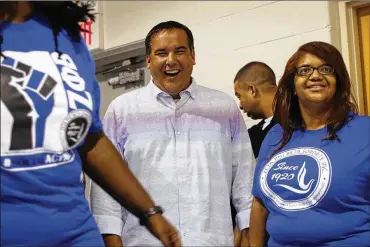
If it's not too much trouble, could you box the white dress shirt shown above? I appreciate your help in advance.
[90,80,255,246]
[262,116,273,130]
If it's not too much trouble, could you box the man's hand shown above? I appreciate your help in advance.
[234,226,241,247]
[146,214,181,247]
[234,227,249,247]
[102,234,124,247]
[240,228,249,247]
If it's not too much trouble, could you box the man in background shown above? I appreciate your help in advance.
[232,61,277,246]
[234,61,277,158]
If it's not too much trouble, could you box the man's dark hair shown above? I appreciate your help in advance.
[145,20,194,56]
[234,61,276,86]
[0,1,95,57]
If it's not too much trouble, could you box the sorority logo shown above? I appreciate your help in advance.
[260,147,332,211]
[1,51,94,172]
[60,110,91,150]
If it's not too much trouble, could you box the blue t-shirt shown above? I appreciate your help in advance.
[252,114,370,246]
[1,15,104,246]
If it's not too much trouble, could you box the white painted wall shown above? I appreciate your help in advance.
[99,1,336,126]
[86,1,340,202]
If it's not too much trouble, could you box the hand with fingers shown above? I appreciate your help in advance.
[234,226,241,247]
[145,214,182,247]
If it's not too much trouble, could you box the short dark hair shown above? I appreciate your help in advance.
[234,61,276,86]
[0,1,95,57]
[145,20,194,56]
[273,41,358,154]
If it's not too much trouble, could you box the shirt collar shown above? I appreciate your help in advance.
[146,77,198,100]
[262,116,273,130]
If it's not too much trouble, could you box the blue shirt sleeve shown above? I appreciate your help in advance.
[89,77,103,134]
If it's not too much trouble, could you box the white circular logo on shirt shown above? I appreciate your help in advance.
[260,147,332,211]
[60,110,91,150]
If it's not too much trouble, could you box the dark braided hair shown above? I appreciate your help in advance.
[0,1,95,58]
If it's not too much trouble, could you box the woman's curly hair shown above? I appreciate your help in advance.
[0,1,96,56]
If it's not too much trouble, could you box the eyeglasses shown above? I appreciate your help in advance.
[296,65,335,76]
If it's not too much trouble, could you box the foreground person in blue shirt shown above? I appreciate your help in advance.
[249,41,370,246]
[0,2,180,247]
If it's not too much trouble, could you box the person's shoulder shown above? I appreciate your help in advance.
[268,123,283,135]
[106,87,149,116]
[346,114,370,131]
[105,89,145,121]
[339,114,370,150]
[110,87,147,107]
[349,114,370,125]
[259,123,283,144]
[345,114,370,134]
[196,84,240,115]
[66,32,94,62]
[196,84,235,102]
[248,123,260,132]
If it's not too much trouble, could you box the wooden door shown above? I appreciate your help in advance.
[357,5,370,115]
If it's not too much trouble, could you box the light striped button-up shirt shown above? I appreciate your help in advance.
[90,80,255,246]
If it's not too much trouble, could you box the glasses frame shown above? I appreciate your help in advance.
[295,64,335,77]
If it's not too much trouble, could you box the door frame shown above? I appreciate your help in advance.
[336,1,370,114]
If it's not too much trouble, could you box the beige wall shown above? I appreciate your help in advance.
[98,1,337,126]
[86,0,344,203]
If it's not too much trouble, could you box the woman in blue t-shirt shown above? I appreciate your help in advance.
[249,41,370,246]
[0,2,180,246]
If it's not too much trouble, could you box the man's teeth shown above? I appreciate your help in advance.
[165,70,180,74]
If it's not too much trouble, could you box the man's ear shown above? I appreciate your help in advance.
[250,85,259,98]
[146,56,151,69]
[191,50,196,65]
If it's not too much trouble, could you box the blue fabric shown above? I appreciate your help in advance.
[252,114,370,246]
[1,15,104,246]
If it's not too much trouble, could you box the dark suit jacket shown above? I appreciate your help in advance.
[231,117,276,227]
[247,118,277,158]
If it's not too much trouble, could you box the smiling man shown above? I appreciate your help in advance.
[145,25,195,99]
[90,21,255,246]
